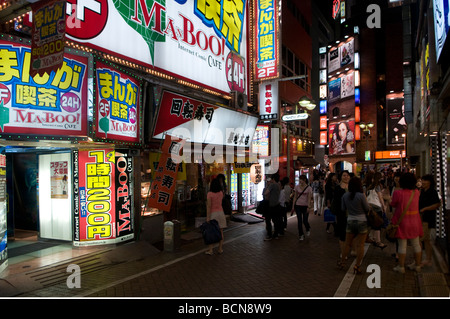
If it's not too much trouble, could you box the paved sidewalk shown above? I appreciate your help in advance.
[1,212,449,298]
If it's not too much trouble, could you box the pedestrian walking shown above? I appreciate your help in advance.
[419,174,441,267]
[324,173,338,233]
[331,170,350,257]
[337,177,370,274]
[280,177,292,230]
[291,174,313,241]
[205,178,227,255]
[390,173,423,273]
[364,171,387,249]
[264,173,283,240]
[312,174,325,216]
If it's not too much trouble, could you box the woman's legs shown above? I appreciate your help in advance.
[218,229,224,253]
[355,232,368,266]
[341,232,355,264]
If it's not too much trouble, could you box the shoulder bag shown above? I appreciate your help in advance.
[385,191,415,242]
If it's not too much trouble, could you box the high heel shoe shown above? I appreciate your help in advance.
[353,265,362,274]
[337,260,346,270]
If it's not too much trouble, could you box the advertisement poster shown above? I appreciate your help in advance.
[115,152,133,240]
[387,98,406,145]
[433,0,450,61]
[339,38,354,68]
[340,71,354,98]
[328,120,356,155]
[328,78,341,101]
[328,47,340,73]
[30,0,66,77]
[65,0,248,95]
[147,135,185,213]
[76,149,116,244]
[153,91,258,147]
[252,125,269,157]
[0,39,88,137]
[95,61,140,142]
[254,0,279,80]
[50,161,69,199]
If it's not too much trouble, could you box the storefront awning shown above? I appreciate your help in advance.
[296,157,319,167]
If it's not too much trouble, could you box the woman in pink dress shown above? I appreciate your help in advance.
[390,173,423,273]
[205,178,227,255]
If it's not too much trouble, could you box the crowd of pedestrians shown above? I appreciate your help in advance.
[255,168,442,275]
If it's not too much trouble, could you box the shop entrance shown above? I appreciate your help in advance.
[6,148,72,242]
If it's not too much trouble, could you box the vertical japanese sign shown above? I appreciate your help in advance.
[147,135,185,212]
[0,40,88,136]
[255,0,279,80]
[115,153,133,240]
[95,61,140,142]
[50,161,69,199]
[0,155,6,274]
[30,0,65,77]
[77,149,116,244]
[258,81,279,120]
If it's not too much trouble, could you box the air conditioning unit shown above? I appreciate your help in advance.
[231,91,247,111]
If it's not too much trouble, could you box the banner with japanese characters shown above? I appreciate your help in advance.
[50,161,69,199]
[65,0,248,95]
[147,135,185,213]
[30,0,66,77]
[95,61,140,143]
[115,152,134,240]
[254,0,279,80]
[0,155,6,274]
[0,39,88,137]
[76,149,117,244]
[153,91,258,148]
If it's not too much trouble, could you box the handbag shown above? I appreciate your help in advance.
[367,189,382,208]
[323,208,336,223]
[200,220,222,245]
[385,191,415,242]
[222,194,232,215]
[367,208,383,228]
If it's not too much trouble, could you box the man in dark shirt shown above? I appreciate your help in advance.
[418,174,441,267]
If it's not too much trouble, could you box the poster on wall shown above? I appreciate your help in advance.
[0,39,88,137]
[50,161,69,199]
[328,78,341,101]
[115,152,133,240]
[433,0,450,61]
[95,61,140,143]
[328,47,340,73]
[340,72,354,98]
[75,149,116,244]
[339,38,354,68]
[65,0,248,95]
[387,98,406,145]
[328,120,355,155]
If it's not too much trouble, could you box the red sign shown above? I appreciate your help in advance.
[147,135,185,212]
[30,0,66,77]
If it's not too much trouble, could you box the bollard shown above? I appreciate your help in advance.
[164,220,181,252]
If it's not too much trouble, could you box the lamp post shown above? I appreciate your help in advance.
[359,122,374,161]
[284,96,315,181]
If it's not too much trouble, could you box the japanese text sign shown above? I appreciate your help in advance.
[95,61,140,142]
[258,81,278,120]
[147,135,185,213]
[254,0,279,80]
[30,0,66,77]
[65,0,248,94]
[0,39,88,137]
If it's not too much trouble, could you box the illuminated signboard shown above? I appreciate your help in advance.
[95,61,140,143]
[320,116,328,130]
[254,0,279,80]
[252,125,269,157]
[319,131,327,145]
[153,91,258,147]
[375,150,405,159]
[0,39,88,137]
[65,0,248,95]
[328,120,356,155]
[259,80,279,120]
[74,149,134,245]
[433,0,450,61]
[282,113,309,121]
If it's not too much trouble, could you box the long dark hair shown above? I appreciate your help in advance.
[348,176,363,200]
[210,178,222,193]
